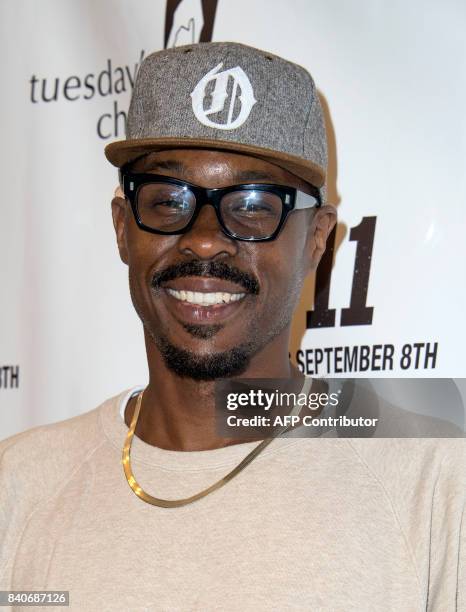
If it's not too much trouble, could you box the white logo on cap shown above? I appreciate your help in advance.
[190,62,256,130]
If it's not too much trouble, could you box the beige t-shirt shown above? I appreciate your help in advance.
[0,388,465,611]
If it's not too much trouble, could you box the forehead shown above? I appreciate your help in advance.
[128,149,313,192]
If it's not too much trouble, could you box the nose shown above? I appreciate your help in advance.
[177,203,238,260]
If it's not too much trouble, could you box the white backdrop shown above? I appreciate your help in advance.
[1,0,465,438]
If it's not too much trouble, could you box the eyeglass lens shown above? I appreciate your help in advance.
[136,182,283,239]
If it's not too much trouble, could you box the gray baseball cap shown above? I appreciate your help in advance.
[105,42,327,199]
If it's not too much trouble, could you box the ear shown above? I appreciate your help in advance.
[306,204,337,271]
[111,186,129,265]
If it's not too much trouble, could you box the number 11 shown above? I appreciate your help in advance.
[307,216,376,328]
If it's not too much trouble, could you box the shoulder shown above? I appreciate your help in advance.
[0,390,127,503]
[0,390,129,579]
[345,438,465,600]
[345,437,466,543]
[347,437,466,490]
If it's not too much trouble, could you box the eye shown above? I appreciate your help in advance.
[155,199,191,211]
[221,190,282,221]
[233,201,274,214]
[231,196,277,216]
[137,182,196,216]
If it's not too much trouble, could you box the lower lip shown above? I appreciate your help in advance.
[163,289,248,323]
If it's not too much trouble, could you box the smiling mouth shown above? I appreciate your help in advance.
[166,288,246,306]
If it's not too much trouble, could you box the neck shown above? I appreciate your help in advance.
[124,328,301,451]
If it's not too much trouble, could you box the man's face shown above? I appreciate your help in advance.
[112,149,335,380]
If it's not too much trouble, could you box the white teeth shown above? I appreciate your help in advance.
[166,288,246,305]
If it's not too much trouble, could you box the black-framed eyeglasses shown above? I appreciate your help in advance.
[119,171,321,242]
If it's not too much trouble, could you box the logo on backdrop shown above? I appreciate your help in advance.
[26,2,218,140]
[27,0,219,141]
[190,63,257,129]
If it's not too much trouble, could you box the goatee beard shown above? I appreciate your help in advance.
[155,334,255,381]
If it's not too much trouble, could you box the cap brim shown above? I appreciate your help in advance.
[104,137,325,188]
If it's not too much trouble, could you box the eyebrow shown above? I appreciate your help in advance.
[139,159,185,174]
[232,169,277,182]
[134,158,277,183]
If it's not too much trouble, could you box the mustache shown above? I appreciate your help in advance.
[151,260,260,294]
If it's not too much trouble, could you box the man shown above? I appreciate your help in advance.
[1,42,464,611]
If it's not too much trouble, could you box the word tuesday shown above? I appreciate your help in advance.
[29,50,145,103]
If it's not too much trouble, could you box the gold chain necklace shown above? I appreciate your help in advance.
[122,379,311,508]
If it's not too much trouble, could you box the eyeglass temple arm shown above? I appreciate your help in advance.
[294,190,320,210]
